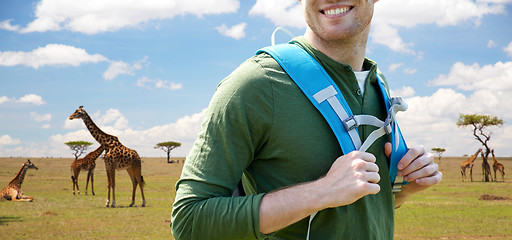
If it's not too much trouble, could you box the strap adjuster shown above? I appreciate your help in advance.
[392,176,404,193]
[384,123,392,134]
[342,116,358,131]
[383,115,393,135]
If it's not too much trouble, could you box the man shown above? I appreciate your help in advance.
[171,0,442,239]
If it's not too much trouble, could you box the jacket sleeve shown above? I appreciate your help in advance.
[171,57,274,240]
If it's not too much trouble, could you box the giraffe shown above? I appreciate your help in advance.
[71,145,105,195]
[461,148,482,182]
[491,149,505,182]
[481,151,494,182]
[69,106,146,207]
[1,159,39,202]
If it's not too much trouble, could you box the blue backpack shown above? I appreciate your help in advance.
[257,43,409,240]
[256,43,408,192]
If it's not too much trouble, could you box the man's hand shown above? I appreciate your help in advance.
[316,151,381,208]
[385,143,442,207]
[259,151,380,234]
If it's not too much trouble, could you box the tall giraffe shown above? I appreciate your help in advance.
[71,145,105,195]
[491,149,505,182]
[69,106,146,207]
[461,148,482,182]
[1,159,39,202]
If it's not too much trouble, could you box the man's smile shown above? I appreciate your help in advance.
[320,6,353,17]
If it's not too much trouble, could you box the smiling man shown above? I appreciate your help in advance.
[171,0,442,239]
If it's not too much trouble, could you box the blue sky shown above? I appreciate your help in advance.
[1,0,512,158]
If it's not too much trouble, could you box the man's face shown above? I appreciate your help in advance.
[299,0,378,42]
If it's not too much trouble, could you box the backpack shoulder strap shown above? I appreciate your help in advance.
[257,43,408,191]
[257,44,361,154]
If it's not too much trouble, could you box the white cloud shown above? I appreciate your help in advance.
[0,44,108,69]
[504,41,512,58]
[216,23,247,40]
[487,40,497,48]
[155,80,182,90]
[477,0,512,3]
[428,61,512,91]
[137,76,182,90]
[372,0,505,54]
[0,96,12,104]
[0,135,21,145]
[388,63,403,73]
[391,86,415,98]
[371,22,415,54]
[18,0,240,34]
[103,56,148,80]
[374,0,505,28]
[403,68,417,74]
[30,112,52,122]
[0,19,20,31]
[249,0,305,28]
[137,77,152,88]
[64,118,84,130]
[0,94,46,105]
[94,108,131,131]
[17,94,46,105]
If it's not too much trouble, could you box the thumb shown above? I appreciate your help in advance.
[384,142,392,159]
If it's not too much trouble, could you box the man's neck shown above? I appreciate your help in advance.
[303,28,369,71]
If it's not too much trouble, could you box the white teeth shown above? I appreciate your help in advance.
[324,7,350,16]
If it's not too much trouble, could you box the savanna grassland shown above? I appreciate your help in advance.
[1,156,511,239]
[395,156,512,239]
[0,157,184,239]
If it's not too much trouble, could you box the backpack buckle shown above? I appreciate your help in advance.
[392,177,404,193]
[384,115,393,135]
[384,123,392,135]
[342,116,358,131]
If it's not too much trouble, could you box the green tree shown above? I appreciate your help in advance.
[457,113,504,182]
[65,141,93,160]
[431,147,446,164]
[155,141,181,163]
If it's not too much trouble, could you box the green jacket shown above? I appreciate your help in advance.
[171,37,395,240]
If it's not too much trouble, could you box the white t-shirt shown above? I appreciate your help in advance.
[354,70,370,96]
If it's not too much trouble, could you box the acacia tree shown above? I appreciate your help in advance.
[457,113,504,182]
[65,141,93,160]
[431,147,446,165]
[155,141,181,163]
